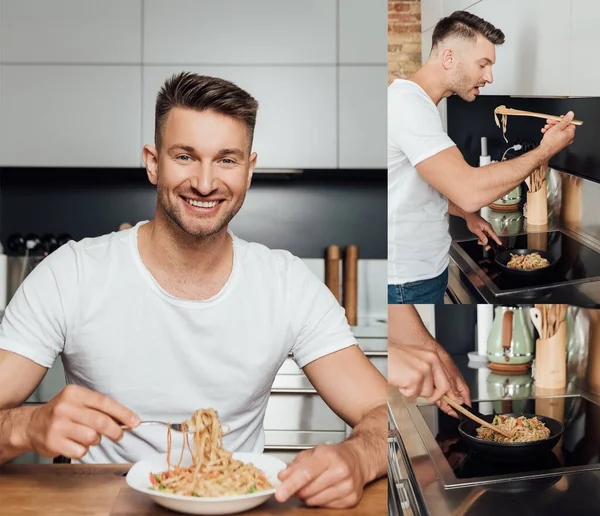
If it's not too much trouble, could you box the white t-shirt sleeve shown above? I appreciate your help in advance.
[0,243,78,368]
[388,86,456,167]
[288,258,357,369]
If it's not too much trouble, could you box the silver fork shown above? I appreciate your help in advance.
[120,421,230,434]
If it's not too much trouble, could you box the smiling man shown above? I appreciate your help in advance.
[0,73,386,508]
[388,11,577,304]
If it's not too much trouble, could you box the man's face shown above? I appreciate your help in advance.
[146,108,256,238]
[447,35,496,102]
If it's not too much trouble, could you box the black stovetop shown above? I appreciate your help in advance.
[417,396,600,483]
[457,230,600,292]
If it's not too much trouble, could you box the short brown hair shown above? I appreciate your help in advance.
[432,10,505,49]
[154,72,259,151]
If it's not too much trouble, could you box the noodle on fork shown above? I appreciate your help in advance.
[149,409,273,497]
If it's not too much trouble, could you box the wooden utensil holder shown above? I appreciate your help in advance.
[527,181,548,226]
[535,320,567,389]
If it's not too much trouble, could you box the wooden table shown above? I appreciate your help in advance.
[0,464,386,515]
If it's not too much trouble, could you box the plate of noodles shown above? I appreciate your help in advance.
[126,409,287,515]
[457,412,564,462]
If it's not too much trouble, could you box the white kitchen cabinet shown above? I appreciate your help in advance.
[338,66,387,168]
[442,0,482,17]
[569,0,600,96]
[142,66,337,169]
[0,66,142,167]
[421,0,443,32]
[338,0,387,64]
[0,0,142,63]
[466,0,570,96]
[143,0,336,65]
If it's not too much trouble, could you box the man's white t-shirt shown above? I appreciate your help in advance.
[0,221,357,463]
[388,79,456,284]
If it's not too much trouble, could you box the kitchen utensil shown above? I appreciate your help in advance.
[325,245,341,302]
[535,320,567,389]
[457,412,564,462]
[343,245,358,326]
[494,105,583,126]
[120,421,230,435]
[487,239,556,279]
[487,306,534,365]
[587,309,600,395]
[442,395,512,438]
[530,307,543,337]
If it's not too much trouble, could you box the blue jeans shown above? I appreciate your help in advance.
[388,267,448,304]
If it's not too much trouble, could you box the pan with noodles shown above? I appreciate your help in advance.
[458,412,564,462]
[476,414,551,443]
[506,252,551,271]
[488,240,556,280]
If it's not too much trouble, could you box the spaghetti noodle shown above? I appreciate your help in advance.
[494,108,509,143]
[476,414,551,443]
[507,252,550,270]
[149,409,273,497]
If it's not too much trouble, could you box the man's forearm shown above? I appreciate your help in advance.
[388,305,435,349]
[448,200,467,219]
[0,406,35,464]
[469,147,548,210]
[344,403,387,483]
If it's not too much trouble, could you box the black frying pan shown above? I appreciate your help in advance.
[488,240,557,279]
[457,408,564,462]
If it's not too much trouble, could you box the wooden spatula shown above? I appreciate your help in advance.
[442,395,512,439]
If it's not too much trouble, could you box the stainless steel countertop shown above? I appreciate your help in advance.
[388,357,600,516]
[447,215,600,305]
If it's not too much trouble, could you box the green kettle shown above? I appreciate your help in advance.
[487,306,534,365]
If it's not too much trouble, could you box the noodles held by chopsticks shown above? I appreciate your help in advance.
[149,409,273,497]
[507,252,550,270]
[477,414,551,443]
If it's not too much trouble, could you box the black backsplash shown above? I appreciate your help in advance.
[447,96,600,184]
[0,168,386,259]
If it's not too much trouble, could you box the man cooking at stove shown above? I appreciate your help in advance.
[388,10,577,304]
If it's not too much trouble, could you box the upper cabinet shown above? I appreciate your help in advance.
[338,66,387,169]
[0,0,142,63]
[143,67,337,169]
[338,0,387,64]
[143,0,336,65]
[421,0,443,32]
[569,0,600,97]
[0,65,142,167]
[467,0,570,96]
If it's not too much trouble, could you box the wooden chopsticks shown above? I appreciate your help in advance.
[442,395,512,439]
[494,105,583,126]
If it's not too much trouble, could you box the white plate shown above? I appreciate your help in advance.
[467,351,489,363]
[126,452,287,515]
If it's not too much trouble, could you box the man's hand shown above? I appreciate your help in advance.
[275,441,366,508]
[20,385,140,460]
[389,342,471,418]
[464,212,502,248]
[539,111,576,158]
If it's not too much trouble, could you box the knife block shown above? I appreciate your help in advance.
[535,320,567,389]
